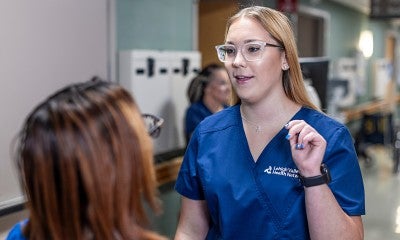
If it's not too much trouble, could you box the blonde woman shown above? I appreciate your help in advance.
[175,6,364,240]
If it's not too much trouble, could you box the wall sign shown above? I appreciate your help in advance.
[370,0,400,19]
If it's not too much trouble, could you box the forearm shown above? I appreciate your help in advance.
[175,220,209,240]
[174,197,210,240]
[305,185,364,240]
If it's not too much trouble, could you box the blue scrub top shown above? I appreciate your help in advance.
[175,105,365,239]
[184,101,213,143]
[6,219,28,240]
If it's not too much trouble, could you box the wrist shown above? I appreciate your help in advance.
[298,164,331,188]
[298,168,321,177]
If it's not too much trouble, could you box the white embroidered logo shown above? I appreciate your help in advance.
[264,166,299,178]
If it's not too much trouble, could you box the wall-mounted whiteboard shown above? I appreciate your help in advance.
[119,50,201,156]
[0,0,115,214]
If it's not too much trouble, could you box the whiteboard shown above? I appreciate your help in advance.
[0,0,114,214]
[119,50,201,156]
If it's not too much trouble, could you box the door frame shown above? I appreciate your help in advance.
[298,5,330,57]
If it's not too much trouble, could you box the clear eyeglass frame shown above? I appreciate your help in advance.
[215,41,283,63]
[142,113,164,138]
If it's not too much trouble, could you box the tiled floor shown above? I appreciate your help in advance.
[360,145,400,240]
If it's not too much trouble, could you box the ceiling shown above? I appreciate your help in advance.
[330,0,370,14]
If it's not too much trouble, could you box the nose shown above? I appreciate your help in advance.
[232,49,246,67]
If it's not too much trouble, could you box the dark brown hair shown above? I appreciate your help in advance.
[187,63,227,103]
[15,78,166,239]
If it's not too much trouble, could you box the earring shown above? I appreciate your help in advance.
[282,63,289,70]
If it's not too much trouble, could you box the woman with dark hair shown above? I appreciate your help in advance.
[7,78,166,240]
[184,63,231,143]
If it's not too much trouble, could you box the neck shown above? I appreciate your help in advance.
[243,97,297,118]
[240,99,301,130]
[241,111,264,133]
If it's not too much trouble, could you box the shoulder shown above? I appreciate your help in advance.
[196,105,240,134]
[299,108,358,165]
[297,107,348,136]
[6,219,28,240]
[186,101,209,114]
[189,101,205,108]
[186,101,204,111]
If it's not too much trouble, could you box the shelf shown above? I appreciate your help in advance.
[341,96,400,123]
[155,157,183,186]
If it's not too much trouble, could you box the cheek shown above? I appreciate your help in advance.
[214,85,225,94]
[224,63,233,75]
[218,86,228,94]
[223,84,231,93]
[255,59,282,78]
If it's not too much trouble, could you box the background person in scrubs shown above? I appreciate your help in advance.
[184,63,231,144]
[175,6,364,240]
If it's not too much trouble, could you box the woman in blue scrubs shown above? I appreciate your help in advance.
[175,6,365,240]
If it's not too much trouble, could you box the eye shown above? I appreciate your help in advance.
[222,46,236,55]
[246,44,262,53]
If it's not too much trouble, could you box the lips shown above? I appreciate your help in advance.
[234,75,253,84]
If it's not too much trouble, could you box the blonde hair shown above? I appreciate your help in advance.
[226,6,319,110]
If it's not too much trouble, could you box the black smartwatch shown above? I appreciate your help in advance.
[298,164,331,187]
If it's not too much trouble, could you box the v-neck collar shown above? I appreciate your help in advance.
[237,105,305,164]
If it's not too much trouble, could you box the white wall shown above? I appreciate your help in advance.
[0,0,114,231]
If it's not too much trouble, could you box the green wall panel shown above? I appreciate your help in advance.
[117,0,193,50]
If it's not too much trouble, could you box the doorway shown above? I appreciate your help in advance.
[198,0,239,67]
[297,6,329,57]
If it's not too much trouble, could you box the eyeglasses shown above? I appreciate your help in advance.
[215,41,283,62]
[142,114,164,138]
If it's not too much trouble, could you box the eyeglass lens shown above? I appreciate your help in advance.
[216,43,264,62]
[216,42,282,62]
[142,114,164,138]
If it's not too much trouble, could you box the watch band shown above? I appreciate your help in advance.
[298,164,331,187]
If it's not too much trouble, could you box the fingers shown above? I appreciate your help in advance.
[284,120,323,150]
[295,143,304,150]
[284,120,327,172]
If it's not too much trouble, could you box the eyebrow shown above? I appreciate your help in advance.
[225,39,266,45]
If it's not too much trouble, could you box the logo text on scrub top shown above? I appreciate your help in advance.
[264,166,299,178]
